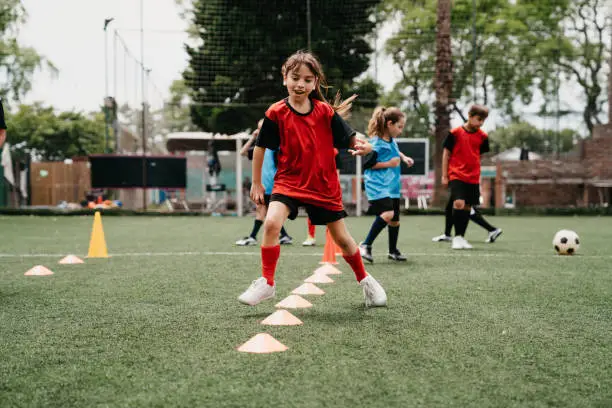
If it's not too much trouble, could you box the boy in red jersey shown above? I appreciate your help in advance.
[238,50,387,307]
[441,104,490,250]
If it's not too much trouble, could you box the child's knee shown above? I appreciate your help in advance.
[381,211,394,223]
[453,199,466,210]
[389,221,400,227]
[263,218,282,234]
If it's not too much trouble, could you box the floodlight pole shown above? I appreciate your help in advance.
[140,0,147,210]
[103,17,114,153]
[472,0,477,101]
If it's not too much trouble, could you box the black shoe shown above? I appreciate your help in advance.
[359,242,374,263]
[388,250,407,262]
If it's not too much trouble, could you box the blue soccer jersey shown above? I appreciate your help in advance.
[364,137,401,200]
[261,148,277,195]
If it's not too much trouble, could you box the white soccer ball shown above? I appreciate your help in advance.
[553,229,580,255]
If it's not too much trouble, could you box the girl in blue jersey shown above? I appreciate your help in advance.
[236,119,292,245]
[359,107,414,263]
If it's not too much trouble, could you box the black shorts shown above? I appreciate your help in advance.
[270,193,347,225]
[449,180,480,206]
[263,194,271,206]
[367,197,400,222]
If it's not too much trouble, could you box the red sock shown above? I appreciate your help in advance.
[307,218,316,238]
[261,245,281,286]
[343,249,368,282]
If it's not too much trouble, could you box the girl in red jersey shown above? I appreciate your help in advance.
[238,50,387,307]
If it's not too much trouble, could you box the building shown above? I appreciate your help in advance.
[482,124,612,208]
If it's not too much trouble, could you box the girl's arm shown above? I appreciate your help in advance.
[371,157,400,170]
[441,148,450,186]
[347,136,372,156]
[239,134,257,157]
[250,146,266,204]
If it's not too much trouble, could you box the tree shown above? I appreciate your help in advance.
[433,0,452,205]
[0,1,55,102]
[550,0,608,135]
[6,103,105,161]
[488,121,578,155]
[164,79,197,133]
[184,0,381,133]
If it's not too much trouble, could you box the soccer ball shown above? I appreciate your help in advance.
[553,230,580,255]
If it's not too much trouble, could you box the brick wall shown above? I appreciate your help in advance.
[584,126,612,179]
[508,184,583,207]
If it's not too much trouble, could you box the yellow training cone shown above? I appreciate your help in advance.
[87,211,109,258]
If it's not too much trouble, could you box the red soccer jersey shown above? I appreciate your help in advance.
[444,126,489,184]
[255,98,355,211]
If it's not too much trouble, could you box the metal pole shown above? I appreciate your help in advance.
[113,29,118,152]
[306,0,311,50]
[104,22,109,153]
[140,0,147,210]
[236,138,243,217]
[472,0,477,102]
[356,155,362,217]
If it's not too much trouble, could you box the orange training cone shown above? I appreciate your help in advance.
[237,333,288,353]
[292,283,325,296]
[87,211,108,258]
[275,295,313,309]
[319,228,338,265]
[305,273,334,284]
[261,309,303,326]
[314,264,342,275]
[24,265,54,276]
[59,255,84,264]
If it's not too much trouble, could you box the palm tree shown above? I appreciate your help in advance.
[433,0,453,205]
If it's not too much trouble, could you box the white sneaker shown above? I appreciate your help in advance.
[432,234,452,242]
[485,228,503,243]
[238,277,275,306]
[452,236,473,249]
[236,236,257,246]
[302,237,316,246]
[360,275,387,307]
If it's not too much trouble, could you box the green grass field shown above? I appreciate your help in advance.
[1,214,611,407]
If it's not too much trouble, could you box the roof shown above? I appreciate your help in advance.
[491,147,542,162]
[166,132,251,152]
[501,160,587,184]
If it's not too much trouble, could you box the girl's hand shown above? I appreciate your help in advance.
[250,182,265,205]
[348,138,372,156]
[441,175,449,187]
[402,156,414,167]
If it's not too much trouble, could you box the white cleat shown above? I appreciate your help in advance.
[452,236,473,250]
[432,234,452,242]
[236,236,257,246]
[360,275,387,307]
[238,277,276,306]
[302,237,316,246]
